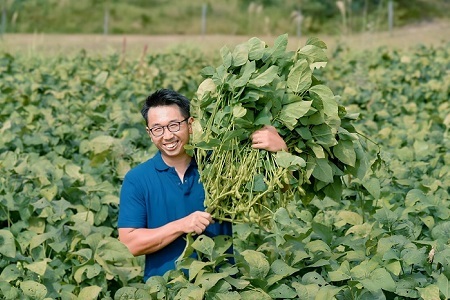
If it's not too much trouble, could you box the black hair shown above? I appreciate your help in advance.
[141,89,191,126]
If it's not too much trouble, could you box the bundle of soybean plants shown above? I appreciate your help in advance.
[190,34,368,228]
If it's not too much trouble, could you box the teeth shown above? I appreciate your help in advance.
[165,142,177,149]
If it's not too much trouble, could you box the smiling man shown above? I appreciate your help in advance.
[117,89,286,281]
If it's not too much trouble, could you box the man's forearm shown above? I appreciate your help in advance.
[118,221,184,256]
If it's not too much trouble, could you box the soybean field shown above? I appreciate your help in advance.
[0,35,449,300]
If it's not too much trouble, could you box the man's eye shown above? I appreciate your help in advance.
[168,124,179,130]
[153,127,163,133]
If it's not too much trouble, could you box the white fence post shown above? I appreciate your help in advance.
[104,8,109,35]
[1,6,6,36]
[388,0,393,34]
[201,3,207,35]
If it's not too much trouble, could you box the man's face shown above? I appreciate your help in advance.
[146,105,192,161]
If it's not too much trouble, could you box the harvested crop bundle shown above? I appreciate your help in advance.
[190,34,367,226]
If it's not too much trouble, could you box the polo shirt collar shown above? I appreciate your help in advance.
[153,151,197,171]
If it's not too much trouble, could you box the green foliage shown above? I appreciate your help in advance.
[191,35,368,226]
[1,38,449,299]
[0,48,207,298]
[3,0,450,34]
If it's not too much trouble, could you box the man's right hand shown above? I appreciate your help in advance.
[181,211,214,235]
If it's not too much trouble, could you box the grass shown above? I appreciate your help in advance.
[0,20,449,59]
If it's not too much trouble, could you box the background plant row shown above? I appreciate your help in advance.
[0,40,449,299]
[2,0,449,35]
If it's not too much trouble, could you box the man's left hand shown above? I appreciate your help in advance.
[251,125,288,152]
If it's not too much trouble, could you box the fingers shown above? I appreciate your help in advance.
[185,211,214,235]
[251,125,287,152]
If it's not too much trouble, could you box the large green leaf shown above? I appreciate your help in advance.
[360,268,396,293]
[287,59,312,94]
[20,281,47,300]
[248,65,279,87]
[333,140,356,167]
[312,158,334,183]
[308,85,338,120]
[279,100,312,130]
[240,250,270,279]
[0,230,16,258]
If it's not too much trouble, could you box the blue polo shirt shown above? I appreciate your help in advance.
[118,151,232,281]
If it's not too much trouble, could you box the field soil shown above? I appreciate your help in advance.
[1,20,449,56]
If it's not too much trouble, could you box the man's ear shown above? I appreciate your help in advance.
[188,117,194,134]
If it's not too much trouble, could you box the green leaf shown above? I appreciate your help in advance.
[248,65,278,87]
[309,85,338,120]
[0,230,16,258]
[275,151,306,169]
[432,222,450,241]
[95,71,108,86]
[248,37,266,61]
[24,259,50,276]
[234,60,256,88]
[437,273,450,299]
[220,46,232,70]
[213,235,233,256]
[405,189,428,207]
[74,264,102,283]
[78,286,103,300]
[279,100,312,130]
[417,284,440,300]
[195,272,228,290]
[270,259,299,277]
[240,250,270,279]
[192,235,215,259]
[189,261,212,281]
[305,240,331,256]
[311,124,337,147]
[40,184,58,201]
[360,268,396,293]
[267,33,289,60]
[20,280,47,300]
[291,282,319,300]
[298,45,328,64]
[362,177,381,199]
[232,104,247,118]
[350,260,379,279]
[316,285,342,300]
[0,265,21,282]
[89,135,116,154]
[287,59,312,94]
[329,260,351,282]
[224,276,250,290]
[268,284,297,299]
[252,173,267,192]
[232,43,249,67]
[240,289,271,300]
[305,37,327,49]
[312,158,334,183]
[196,78,216,100]
[65,163,83,181]
[333,140,356,167]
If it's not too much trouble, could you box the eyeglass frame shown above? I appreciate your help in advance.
[147,117,190,137]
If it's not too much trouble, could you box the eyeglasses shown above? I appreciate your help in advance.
[148,117,189,137]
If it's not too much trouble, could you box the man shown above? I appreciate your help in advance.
[118,89,287,281]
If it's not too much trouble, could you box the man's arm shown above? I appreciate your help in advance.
[118,211,214,256]
[251,125,288,152]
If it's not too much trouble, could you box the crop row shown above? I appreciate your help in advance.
[0,40,449,299]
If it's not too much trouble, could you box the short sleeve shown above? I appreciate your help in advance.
[117,173,147,228]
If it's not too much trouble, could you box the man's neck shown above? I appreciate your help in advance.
[161,153,192,180]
